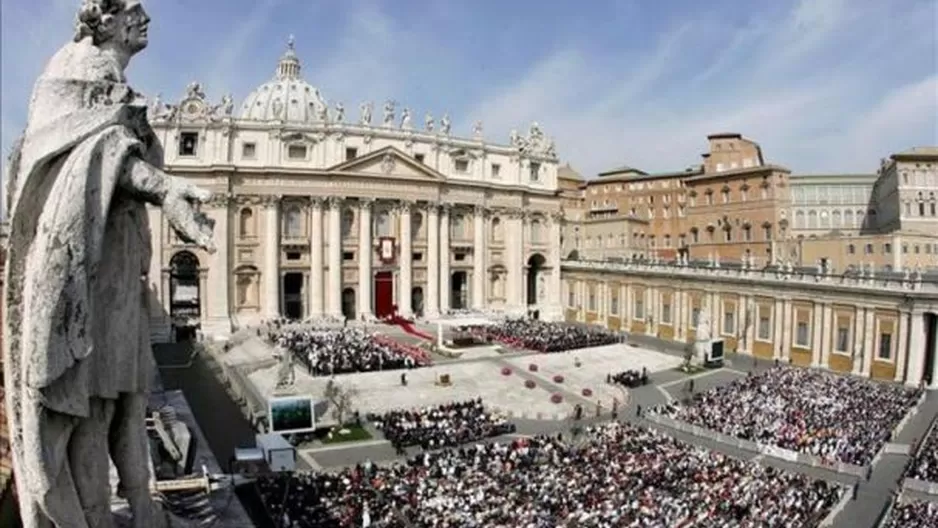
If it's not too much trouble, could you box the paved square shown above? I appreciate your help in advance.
[505,344,683,403]
[247,342,682,420]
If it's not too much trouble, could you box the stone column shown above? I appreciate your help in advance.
[812,302,825,367]
[906,311,926,386]
[819,303,833,368]
[327,197,343,318]
[426,203,440,317]
[309,198,324,318]
[439,204,451,313]
[263,195,280,319]
[547,211,563,319]
[862,309,876,377]
[204,196,231,336]
[779,298,792,361]
[398,201,414,318]
[472,205,486,310]
[930,317,938,387]
[505,211,525,311]
[895,310,910,383]
[358,198,374,320]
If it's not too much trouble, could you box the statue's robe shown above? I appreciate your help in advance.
[3,40,160,516]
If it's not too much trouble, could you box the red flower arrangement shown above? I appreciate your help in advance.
[582,388,593,397]
[501,367,512,376]
[529,364,539,372]
[524,380,537,389]
[550,393,563,404]
[553,375,565,383]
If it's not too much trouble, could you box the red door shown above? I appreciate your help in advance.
[374,271,394,319]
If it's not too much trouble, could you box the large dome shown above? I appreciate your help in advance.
[240,36,327,122]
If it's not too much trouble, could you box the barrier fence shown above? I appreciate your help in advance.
[902,477,938,496]
[644,414,868,477]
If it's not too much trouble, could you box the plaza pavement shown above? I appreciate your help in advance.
[158,330,938,528]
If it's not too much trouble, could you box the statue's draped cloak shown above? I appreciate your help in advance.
[3,41,161,500]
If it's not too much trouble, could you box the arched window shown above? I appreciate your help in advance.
[794,211,805,229]
[341,209,355,238]
[239,208,255,237]
[491,217,503,242]
[283,205,302,238]
[807,211,818,229]
[845,209,855,227]
[234,265,259,308]
[819,211,830,229]
[832,210,842,227]
[375,210,391,237]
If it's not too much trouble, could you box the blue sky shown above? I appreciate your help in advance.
[1,0,936,180]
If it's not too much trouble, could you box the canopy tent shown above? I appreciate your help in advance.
[429,316,498,346]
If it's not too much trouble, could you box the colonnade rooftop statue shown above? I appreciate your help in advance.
[3,0,215,526]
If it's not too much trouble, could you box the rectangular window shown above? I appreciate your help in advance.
[179,132,198,156]
[634,299,645,320]
[342,251,355,261]
[795,321,810,347]
[758,313,771,341]
[878,333,893,360]
[412,252,423,262]
[530,162,541,182]
[723,308,736,335]
[568,289,575,307]
[610,295,619,315]
[661,302,672,324]
[285,251,301,261]
[242,142,256,159]
[588,291,596,311]
[691,307,700,327]
[836,327,850,353]
[491,163,501,178]
[414,153,425,163]
[454,252,466,261]
[288,145,307,159]
[455,159,469,173]
[346,147,358,160]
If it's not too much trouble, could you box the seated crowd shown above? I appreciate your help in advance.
[369,398,515,450]
[609,368,649,388]
[485,319,618,353]
[650,366,922,466]
[256,422,844,527]
[885,500,938,528]
[272,328,424,376]
[904,421,938,483]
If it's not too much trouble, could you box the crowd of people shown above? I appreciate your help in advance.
[904,420,938,483]
[609,368,649,388]
[256,422,844,527]
[271,328,426,376]
[369,398,515,451]
[885,500,938,528]
[650,366,922,466]
[484,319,619,353]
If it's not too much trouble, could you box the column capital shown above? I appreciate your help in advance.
[503,208,524,220]
[549,210,564,223]
[260,194,282,207]
[358,197,377,210]
[426,201,441,215]
[326,196,344,209]
[395,200,416,214]
[439,203,453,216]
[310,196,326,209]
[473,204,490,217]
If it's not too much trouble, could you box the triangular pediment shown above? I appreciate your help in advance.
[328,146,445,181]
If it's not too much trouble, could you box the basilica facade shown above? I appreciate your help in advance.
[146,39,563,341]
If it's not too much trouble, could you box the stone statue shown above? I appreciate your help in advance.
[509,129,522,147]
[400,107,412,129]
[220,93,234,116]
[149,92,162,118]
[272,98,284,119]
[334,101,345,122]
[185,80,204,100]
[2,1,216,526]
[424,112,434,131]
[440,113,451,135]
[472,120,483,138]
[274,347,295,389]
[537,274,546,302]
[360,101,372,125]
[317,102,329,122]
[383,99,395,126]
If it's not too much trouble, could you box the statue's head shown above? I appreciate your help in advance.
[74,0,150,55]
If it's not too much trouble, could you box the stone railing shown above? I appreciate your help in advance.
[561,258,938,295]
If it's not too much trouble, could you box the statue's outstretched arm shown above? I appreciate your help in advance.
[121,157,216,253]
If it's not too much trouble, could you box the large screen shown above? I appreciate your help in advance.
[268,396,315,435]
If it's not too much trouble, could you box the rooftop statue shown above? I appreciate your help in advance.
[3,1,215,526]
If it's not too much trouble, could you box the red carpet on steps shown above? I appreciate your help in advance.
[389,315,434,341]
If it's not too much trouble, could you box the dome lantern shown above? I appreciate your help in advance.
[277,34,301,80]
